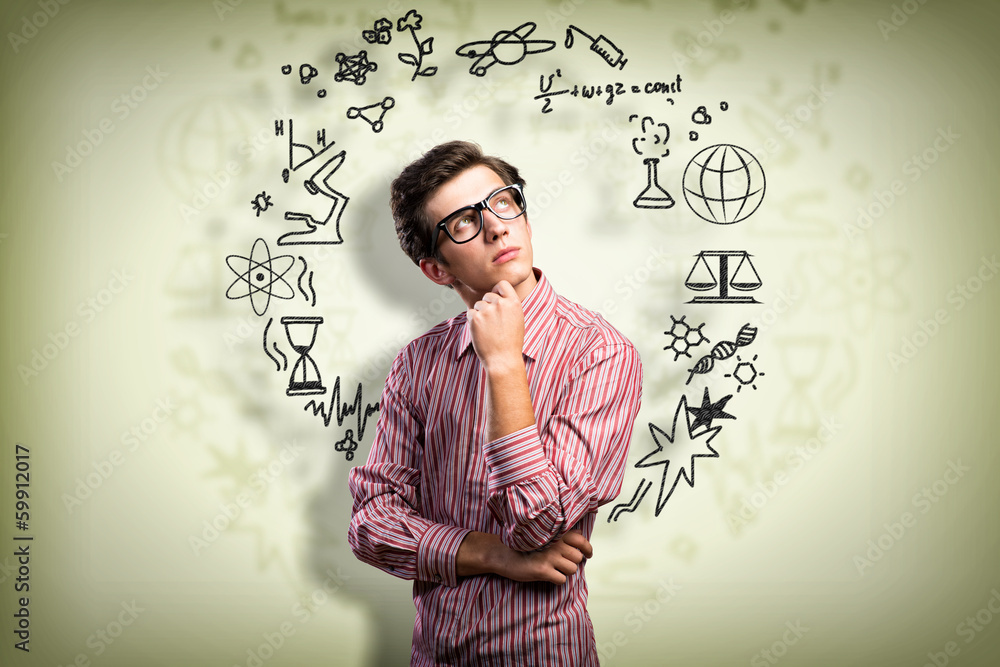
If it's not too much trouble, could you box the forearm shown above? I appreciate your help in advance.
[484,361,536,443]
[455,529,592,585]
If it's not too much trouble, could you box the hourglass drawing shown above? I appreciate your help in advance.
[685,251,762,304]
[281,316,327,396]
[633,157,675,209]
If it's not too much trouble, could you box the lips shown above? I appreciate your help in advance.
[493,247,520,264]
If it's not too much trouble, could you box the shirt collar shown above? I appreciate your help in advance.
[455,268,556,362]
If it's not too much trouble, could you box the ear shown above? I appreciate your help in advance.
[418,257,456,287]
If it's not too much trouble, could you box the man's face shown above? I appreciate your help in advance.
[420,164,535,302]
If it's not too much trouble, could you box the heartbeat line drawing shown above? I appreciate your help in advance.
[303,375,380,445]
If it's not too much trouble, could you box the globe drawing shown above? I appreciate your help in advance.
[682,144,766,224]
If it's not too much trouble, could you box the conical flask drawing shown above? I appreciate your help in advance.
[633,158,675,209]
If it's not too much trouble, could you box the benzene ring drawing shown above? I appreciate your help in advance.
[226,238,296,316]
[663,315,709,361]
[456,21,556,77]
[683,144,765,224]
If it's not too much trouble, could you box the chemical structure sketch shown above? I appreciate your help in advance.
[663,315,709,361]
[686,323,758,385]
[634,157,674,209]
[334,50,377,85]
[225,238,296,317]
[692,105,712,125]
[362,18,393,45]
[630,114,670,157]
[281,316,326,397]
[683,144,765,224]
[634,395,722,516]
[396,9,437,80]
[564,25,627,69]
[274,118,348,245]
[281,63,326,98]
[346,96,395,133]
[725,354,764,392]
[251,191,273,217]
[335,429,359,461]
[685,251,762,304]
[456,21,555,77]
[687,387,735,431]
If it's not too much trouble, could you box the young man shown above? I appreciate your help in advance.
[348,141,643,665]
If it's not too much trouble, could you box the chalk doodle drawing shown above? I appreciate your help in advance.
[686,323,758,385]
[609,394,724,519]
[564,25,628,69]
[396,9,437,80]
[456,21,555,77]
[633,157,674,209]
[534,73,681,113]
[335,429,359,461]
[281,316,326,396]
[683,144,765,224]
[281,63,326,98]
[630,115,670,157]
[685,251,762,304]
[262,317,288,372]
[725,354,764,392]
[225,238,296,317]
[346,97,395,133]
[687,387,735,430]
[274,119,348,245]
[692,105,712,125]
[362,18,393,45]
[303,376,381,445]
[663,315,710,361]
[334,51,378,85]
[251,191,273,217]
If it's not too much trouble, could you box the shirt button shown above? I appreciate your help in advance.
[434,574,442,583]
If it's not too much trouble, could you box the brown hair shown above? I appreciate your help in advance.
[390,140,525,265]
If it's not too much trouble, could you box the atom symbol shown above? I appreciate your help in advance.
[334,50,377,85]
[663,315,710,361]
[225,238,296,316]
[455,21,556,77]
[725,354,765,392]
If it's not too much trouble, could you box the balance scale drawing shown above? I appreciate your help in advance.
[685,251,762,304]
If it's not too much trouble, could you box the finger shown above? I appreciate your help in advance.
[492,280,514,297]
[562,531,594,558]
[554,557,579,577]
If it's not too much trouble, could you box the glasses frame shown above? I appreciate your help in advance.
[428,183,527,256]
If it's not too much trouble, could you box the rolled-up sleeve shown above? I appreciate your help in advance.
[347,351,470,587]
[482,341,643,552]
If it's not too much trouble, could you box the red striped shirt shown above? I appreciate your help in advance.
[348,270,643,665]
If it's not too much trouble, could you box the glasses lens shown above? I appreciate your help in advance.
[488,186,525,220]
[443,208,481,243]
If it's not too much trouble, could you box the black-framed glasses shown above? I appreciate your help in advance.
[429,183,527,255]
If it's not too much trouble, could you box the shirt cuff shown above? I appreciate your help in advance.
[416,523,470,588]
[482,424,550,489]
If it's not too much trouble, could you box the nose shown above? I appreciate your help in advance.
[482,208,510,242]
